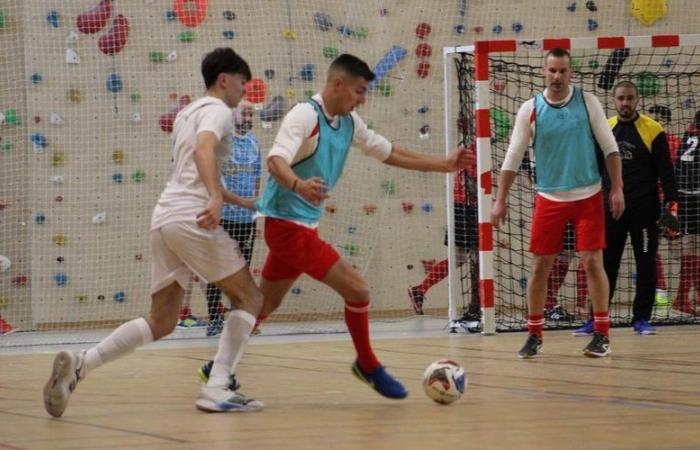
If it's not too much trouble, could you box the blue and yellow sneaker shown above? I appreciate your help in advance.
[177,314,206,328]
[351,361,408,399]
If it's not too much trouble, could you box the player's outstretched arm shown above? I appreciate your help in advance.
[382,144,471,172]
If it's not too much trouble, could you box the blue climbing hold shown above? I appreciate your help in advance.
[291,287,302,295]
[113,291,126,303]
[35,213,46,225]
[300,64,315,82]
[587,19,598,31]
[54,273,69,286]
[369,46,408,91]
[106,73,123,93]
[31,73,43,84]
[112,173,123,184]
[31,132,47,147]
[512,22,523,33]
[492,24,503,34]
[47,11,60,28]
[453,24,465,34]
[222,30,234,39]
[421,202,433,213]
[165,10,177,21]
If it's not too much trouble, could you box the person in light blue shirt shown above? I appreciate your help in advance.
[205,100,261,337]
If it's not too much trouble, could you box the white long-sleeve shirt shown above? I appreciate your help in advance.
[501,87,619,201]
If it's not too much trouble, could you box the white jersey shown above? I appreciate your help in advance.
[151,96,234,229]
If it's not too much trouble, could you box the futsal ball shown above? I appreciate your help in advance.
[422,359,466,405]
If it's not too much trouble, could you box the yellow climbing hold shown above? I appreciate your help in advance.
[112,149,125,163]
[53,234,67,246]
[282,28,296,40]
[631,0,667,26]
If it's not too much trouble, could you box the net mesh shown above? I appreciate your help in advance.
[451,44,700,331]
[0,0,698,347]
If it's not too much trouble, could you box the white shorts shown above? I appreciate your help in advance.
[150,221,247,294]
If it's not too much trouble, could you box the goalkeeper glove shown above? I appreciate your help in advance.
[659,201,680,240]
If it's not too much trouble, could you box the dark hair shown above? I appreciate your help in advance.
[544,47,571,63]
[612,80,639,96]
[201,47,252,89]
[329,54,375,81]
[648,105,671,123]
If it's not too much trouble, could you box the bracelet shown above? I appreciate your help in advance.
[291,179,298,192]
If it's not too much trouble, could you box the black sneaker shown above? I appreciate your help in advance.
[457,309,482,333]
[544,305,574,322]
[407,286,425,315]
[198,360,241,391]
[583,331,611,357]
[518,334,542,359]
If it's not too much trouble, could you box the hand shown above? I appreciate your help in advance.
[659,201,680,240]
[296,177,329,206]
[196,194,223,230]
[446,146,473,172]
[608,187,625,220]
[239,197,256,211]
[490,198,508,228]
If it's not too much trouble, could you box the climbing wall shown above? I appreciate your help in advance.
[0,0,696,340]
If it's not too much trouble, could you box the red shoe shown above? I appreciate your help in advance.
[0,316,18,336]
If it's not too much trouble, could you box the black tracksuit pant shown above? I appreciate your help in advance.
[603,199,659,323]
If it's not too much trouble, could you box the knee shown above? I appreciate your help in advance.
[581,254,603,275]
[530,258,552,281]
[346,280,370,304]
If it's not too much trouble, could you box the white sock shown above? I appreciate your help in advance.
[207,310,256,389]
[84,317,154,375]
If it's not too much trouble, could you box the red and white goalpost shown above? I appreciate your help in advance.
[443,34,700,335]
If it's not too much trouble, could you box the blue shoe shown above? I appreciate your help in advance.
[572,319,594,336]
[177,314,206,328]
[206,318,224,337]
[351,361,408,399]
[632,319,656,335]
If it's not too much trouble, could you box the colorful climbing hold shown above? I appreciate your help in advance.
[491,107,512,142]
[178,30,195,42]
[165,10,177,21]
[363,204,377,215]
[567,2,577,12]
[415,43,432,58]
[52,234,67,246]
[3,109,19,125]
[131,170,145,183]
[263,69,275,80]
[222,30,234,39]
[222,10,236,20]
[30,73,42,84]
[416,62,431,79]
[77,0,112,34]
[35,213,46,225]
[0,11,6,29]
[421,202,433,213]
[149,51,166,62]
[453,24,465,34]
[112,173,123,183]
[492,24,503,34]
[631,0,667,25]
[112,149,124,163]
[106,73,123,93]
[355,27,369,39]
[313,12,332,31]
[323,46,339,58]
[54,273,69,286]
[401,202,415,213]
[244,78,266,104]
[381,180,396,195]
[415,22,431,39]
[113,291,126,302]
[511,22,523,33]
[635,71,660,97]
[174,0,208,28]
[585,1,598,11]
[282,28,296,39]
[98,15,129,55]
[47,11,60,28]
[376,82,392,96]
[300,64,315,81]
[291,287,302,295]
[587,19,598,31]
[68,89,82,103]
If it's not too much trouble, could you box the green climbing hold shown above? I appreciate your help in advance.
[130,92,141,102]
[149,51,166,62]
[303,89,314,99]
[4,109,19,125]
[131,170,145,183]
[1,143,12,153]
[588,59,599,69]
[381,180,396,195]
[490,107,511,142]
[635,71,660,97]
[354,27,369,39]
[178,30,195,43]
[571,58,582,72]
[376,82,392,97]
[342,243,360,256]
[0,11,6,29]
[323,47,339,58]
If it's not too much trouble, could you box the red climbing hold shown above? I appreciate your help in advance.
[98,14,129,55]
[77,0,112,34]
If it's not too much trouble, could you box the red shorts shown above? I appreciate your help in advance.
[529,192,606,255]
[261,217,341,281]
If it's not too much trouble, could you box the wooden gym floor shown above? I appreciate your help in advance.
[1,325,700,450]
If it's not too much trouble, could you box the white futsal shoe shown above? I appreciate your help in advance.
[195,385,263,413]
[43,350,86,417]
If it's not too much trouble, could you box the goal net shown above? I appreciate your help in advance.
[445,34,700,332]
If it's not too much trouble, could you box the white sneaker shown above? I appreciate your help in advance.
[195,386,263,413]
[43,350,86,417]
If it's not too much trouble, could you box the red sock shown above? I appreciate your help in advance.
[546,256,570,309]
[676,255,692,303]
[344,301,380,372]
[527,314,544,338]
[576,261,588,308]
[417,259,449,294]
[593,311,610,337]
[179,306,191,320]
[655,254,667,290]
